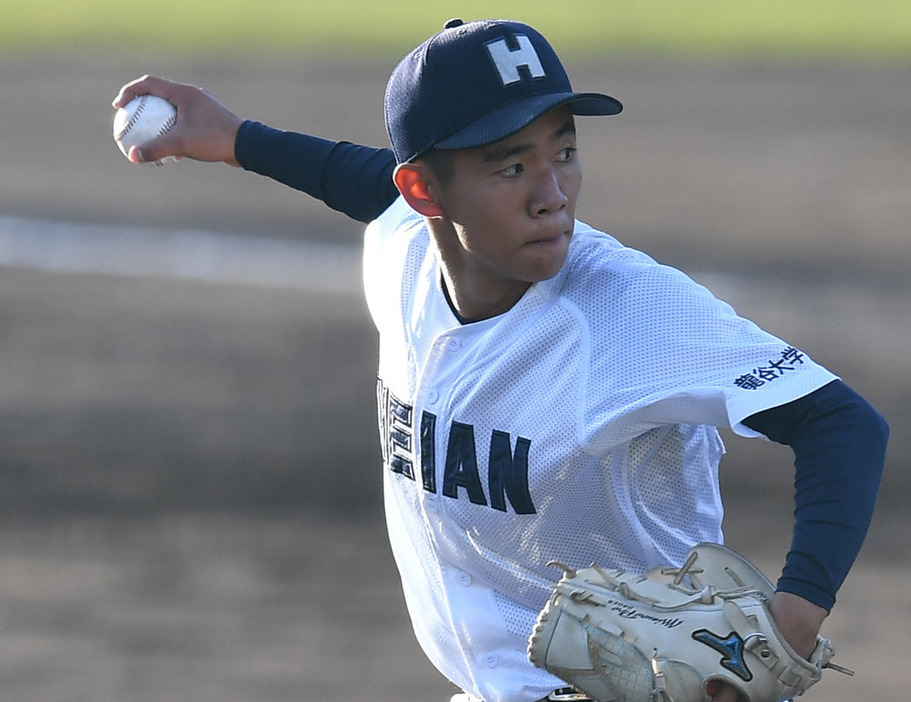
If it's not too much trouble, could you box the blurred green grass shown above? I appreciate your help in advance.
[2,0,910,60]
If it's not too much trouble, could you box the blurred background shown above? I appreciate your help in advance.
[0,1,908,700]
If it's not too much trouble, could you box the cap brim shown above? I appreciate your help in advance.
[434,92,622,151]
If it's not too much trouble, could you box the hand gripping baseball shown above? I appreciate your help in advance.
[112,75,244,166]
[528,543,853,702]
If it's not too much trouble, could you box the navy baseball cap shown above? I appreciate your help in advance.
[384,18,623,163]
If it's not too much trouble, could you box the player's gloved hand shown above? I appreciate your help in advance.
[709,591,827,702]
[768,591,828,660]
[528,544,849,702]
[112,75,244,166]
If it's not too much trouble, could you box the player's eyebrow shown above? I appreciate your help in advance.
[552,119,577,142]
[481,118,577,164]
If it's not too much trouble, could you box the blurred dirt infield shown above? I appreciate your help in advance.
[0,54,908,700]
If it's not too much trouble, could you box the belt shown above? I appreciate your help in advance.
[538,688,593,702]
[453,687,592,702]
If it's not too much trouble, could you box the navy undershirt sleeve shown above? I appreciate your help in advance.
[742,379,888,611]
[234,120,399,224]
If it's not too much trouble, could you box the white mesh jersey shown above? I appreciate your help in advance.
[363,197,837,702]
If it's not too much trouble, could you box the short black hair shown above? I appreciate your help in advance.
[419,148,455,185]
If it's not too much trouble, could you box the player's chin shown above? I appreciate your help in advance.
[522,232,571,279]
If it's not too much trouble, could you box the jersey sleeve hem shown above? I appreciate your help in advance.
[726,367,840,439]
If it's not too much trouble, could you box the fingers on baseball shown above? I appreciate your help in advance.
[113,75,184,110]
[133,138,181,165]
[126,145,145,164]
[112,74,157,108]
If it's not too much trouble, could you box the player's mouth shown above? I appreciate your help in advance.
[526,229,571,249]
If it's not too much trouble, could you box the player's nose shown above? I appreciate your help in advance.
[529,167,569,217]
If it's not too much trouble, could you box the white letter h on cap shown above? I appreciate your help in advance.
[487,34,546,85]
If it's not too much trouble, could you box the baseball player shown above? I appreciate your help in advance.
[113,19,888,702]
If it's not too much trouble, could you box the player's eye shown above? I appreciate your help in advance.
[556,147,577,163]
[499,163,524,177]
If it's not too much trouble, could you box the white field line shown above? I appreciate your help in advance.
[0,215,362,294]
[0,215,905,375]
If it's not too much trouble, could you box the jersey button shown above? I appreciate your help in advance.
[426,388,439,405]
[446,338,461,352]
[481,653,498,669]
[456,571,472,587]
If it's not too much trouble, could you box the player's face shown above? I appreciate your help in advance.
[429,107,581,319]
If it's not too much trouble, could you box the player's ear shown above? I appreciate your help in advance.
[394,163,444,218]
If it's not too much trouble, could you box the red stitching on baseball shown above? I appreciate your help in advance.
[158,113,177,136]
[114,95,149,141]
[115,95,174,141]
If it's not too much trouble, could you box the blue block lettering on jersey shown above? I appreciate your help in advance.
[488,430,534,514]
[386,391,414,479]
[377,380,537,514]
[443,422,488,506]
[420,410,437,492]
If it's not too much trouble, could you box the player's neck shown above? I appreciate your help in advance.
[439,270,530,323]
[427,219,533,322]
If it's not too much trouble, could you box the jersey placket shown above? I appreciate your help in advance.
[413,322,519,681]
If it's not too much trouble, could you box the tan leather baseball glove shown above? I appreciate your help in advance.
[528,543,852,702]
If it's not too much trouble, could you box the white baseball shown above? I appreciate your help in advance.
[113,94,178,160]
